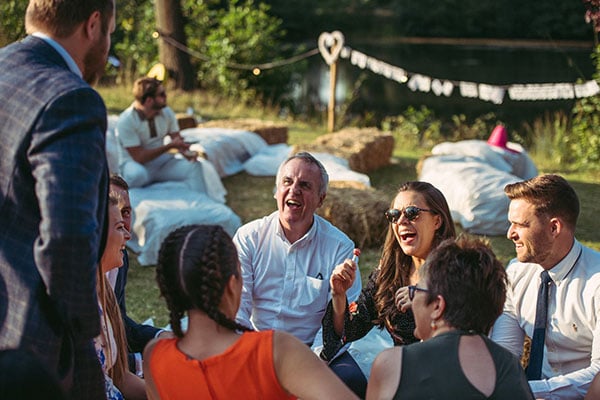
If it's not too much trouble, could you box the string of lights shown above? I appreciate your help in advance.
[154,30,320,75]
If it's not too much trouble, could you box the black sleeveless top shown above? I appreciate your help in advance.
[394,330,534,400]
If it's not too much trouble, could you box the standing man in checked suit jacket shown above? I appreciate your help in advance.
[0,1,115,399]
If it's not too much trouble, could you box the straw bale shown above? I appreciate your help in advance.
[176,114,198,130]
[317,181,390,249]
[199,118,288,144]
[294,128,394,173]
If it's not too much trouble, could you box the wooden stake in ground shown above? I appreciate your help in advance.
[318,31,345,132]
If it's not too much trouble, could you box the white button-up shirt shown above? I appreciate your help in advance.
[234,211,362,345]
[491,240,600,399]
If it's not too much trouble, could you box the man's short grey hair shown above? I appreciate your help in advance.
[275,152,329,196]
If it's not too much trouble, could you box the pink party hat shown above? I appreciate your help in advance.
[487,125,519,153]
[487,125,508,148]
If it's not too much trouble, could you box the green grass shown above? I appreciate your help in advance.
[111,87,600,328]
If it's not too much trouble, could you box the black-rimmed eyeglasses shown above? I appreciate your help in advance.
[408,285,430,301]
[385,206,433,223]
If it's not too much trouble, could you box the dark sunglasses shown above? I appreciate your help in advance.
[384,206,433,223]
[408,285,430,301]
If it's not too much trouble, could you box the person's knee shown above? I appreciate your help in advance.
[122,162,150,187]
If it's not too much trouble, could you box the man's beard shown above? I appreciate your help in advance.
[82,36,108,85]
[152,102,167,111]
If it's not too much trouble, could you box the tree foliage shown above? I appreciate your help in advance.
[183,0,297,104]
[0,1,28,46]
[569,0,600,168]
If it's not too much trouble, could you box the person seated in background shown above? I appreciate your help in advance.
[109,175,171,376]
[321,181,456,398]
[143,224,358,400]
[115,77,211,195]
[95,193,146,399]
[233,152,362,346]
[367,236,534,400]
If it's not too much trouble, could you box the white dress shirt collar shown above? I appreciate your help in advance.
[547,239,582,284]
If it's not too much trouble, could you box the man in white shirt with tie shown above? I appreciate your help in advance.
[491,174,600,399]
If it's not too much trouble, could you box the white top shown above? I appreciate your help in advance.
[115,104,178,165]
[490,240,600,399]
[233,211,362,345]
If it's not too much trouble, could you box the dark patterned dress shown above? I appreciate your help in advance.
[321,269,418,361]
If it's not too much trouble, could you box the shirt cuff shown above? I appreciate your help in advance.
[134,352,143,378]
[529,379,549,399]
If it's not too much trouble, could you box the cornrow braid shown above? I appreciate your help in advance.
[157,227,193,337]
[157,225,251,337]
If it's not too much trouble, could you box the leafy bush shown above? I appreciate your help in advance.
[184,0,302,106]
[382,107,505,151]
[570,48,600,168]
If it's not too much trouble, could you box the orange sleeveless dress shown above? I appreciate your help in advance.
[148,330,296,399]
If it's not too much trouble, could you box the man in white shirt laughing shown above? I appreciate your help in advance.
[233,152,361,345]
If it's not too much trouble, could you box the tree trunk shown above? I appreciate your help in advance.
[154,0,195,91]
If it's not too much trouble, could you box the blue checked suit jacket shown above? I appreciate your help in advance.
[0,36,108,399]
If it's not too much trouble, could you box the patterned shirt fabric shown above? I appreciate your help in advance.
[94,306,123,400]
[321,268,417,361]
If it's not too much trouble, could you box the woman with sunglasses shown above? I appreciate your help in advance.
[320,181,456,397]
[143,224,358,400]
[367,236,533,399]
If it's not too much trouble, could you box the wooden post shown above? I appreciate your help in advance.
[328,60,337,133]
[318,31,345,133]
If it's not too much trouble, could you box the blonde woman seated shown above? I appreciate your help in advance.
[96,194,146,399]
[143,224,358,400]
[367,236,534,400]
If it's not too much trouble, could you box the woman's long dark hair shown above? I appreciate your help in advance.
[157,224,251,337]
[373,181,456,337]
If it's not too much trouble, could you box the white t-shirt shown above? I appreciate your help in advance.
[115,104,178,166]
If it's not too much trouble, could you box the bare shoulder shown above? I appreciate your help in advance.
[272,331,359,400]
[367,347,403,400]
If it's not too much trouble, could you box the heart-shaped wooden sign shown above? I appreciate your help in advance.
[318,31,345,65]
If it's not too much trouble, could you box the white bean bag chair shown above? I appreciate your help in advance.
[419,140,538,235]
[127,181,242,266]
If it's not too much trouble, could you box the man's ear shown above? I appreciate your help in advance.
[317,193,326,208]
[549,217,562,238]
[84,10,102,40]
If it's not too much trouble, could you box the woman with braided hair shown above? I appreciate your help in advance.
[143,224,358,400]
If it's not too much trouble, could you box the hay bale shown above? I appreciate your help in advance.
[176,114,197,130]
[199,118,288,144]
[293,128,394,173]
[318,181,389,249]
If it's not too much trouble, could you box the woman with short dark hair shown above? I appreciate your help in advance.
[367,236,534,400]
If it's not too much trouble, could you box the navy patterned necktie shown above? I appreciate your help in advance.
[526,270,552,380]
